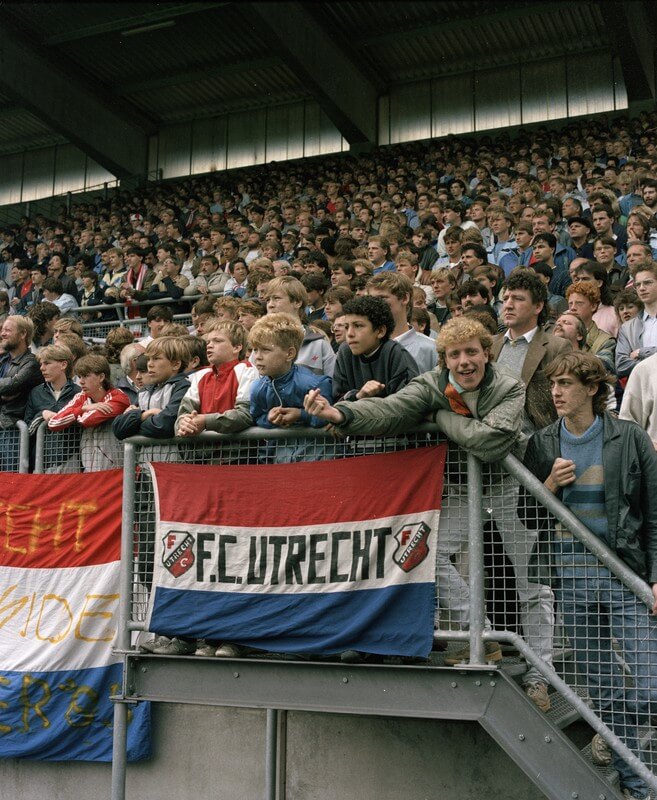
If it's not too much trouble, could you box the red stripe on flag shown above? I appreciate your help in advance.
[152,446,446,528]
[0,470,123,569]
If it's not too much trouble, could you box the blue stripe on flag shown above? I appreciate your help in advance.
[0,663,150,761]
[149,582,434,657]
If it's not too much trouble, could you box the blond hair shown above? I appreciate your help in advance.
[145,336,189,370]
[37,344,76,378]
[204,319,248,360]
[436,317,493,370]
[264,276,308,308]
[248,312,304,356]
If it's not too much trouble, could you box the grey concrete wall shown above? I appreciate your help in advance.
[0,704,545,800]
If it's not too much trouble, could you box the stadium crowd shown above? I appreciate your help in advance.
[1,109,657,799]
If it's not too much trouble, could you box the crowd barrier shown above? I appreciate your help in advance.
[6,423,657,798]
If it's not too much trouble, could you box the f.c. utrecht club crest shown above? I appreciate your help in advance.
[393,521,431,572]
[162,530,195,577]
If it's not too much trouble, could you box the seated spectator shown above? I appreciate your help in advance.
[223,259,249,297]
[185,254,229,296]
[396,250,435,305]
[0,291,8,325]
[411,307,436,339]
[531,261,568,319]
[175,319,258,436]
[148,255,189,300]
[214,296,241,320]
[333,295,419,401]
[530,233,572,298]
[47,354,130,471]
[55,331,87,362]
[27,302,60,352]
[105,326,137,385]
[25,342,80,429]
[614,288,643,326]
[301,273,329,323]
[113,336,190,440]
[0,315,42,468]
[42,277,78,317]
[237,299,266,332]
[615,264,657,378]
[552,310,588,351]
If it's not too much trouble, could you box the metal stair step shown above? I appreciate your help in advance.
[580,740,620,790]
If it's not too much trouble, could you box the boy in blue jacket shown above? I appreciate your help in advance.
[202,312,332,465]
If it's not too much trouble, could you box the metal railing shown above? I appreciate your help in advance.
[5,421,657,797]
[112,428,657,800]
[0,420,29,473]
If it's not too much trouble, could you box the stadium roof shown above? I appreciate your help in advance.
[0,1,653,175]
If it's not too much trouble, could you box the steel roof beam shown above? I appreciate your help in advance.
[250,2,378,145]
[0,23,151,177]
[46,3,229,45]
[599,0,655,101]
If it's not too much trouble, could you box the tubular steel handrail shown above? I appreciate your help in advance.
[5,423,657,797]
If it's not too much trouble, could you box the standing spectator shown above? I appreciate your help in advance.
[521,351,657,800]
[48,354,130,471]
[616,265,657,378]
[367,272,437,374]
[0,315,42,470]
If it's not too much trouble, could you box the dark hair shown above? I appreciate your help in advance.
[613,287,643,313]
[342,295,394,340]
[146,304,174,323]
[575,260,614,306]
[532,232,557,251]
[43,277,63,295]
[461,242,488,262]
[458,280,489,302]
[544,351,615,416]
[301,273,329,293]
[504,270,548,326]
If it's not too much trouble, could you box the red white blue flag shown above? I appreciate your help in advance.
[0,470,150,761]
[147,447,445,658]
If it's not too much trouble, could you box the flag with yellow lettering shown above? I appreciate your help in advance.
[147,447,445,658]
[0,470,150,761]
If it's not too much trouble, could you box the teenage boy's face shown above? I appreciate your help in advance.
[148,317,167,337]
[550,371,596,420]
[40,358,68,384]
[266,291,300,316]
[344,314,386,356]
[367,287,407,324]
[147,353,181,384]
[205,330,241,365]
[250,342,294,378]
[238,311,258,331]
[443,336,488,391]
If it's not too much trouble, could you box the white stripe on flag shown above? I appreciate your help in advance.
[0,562,120,673]
[153,512,439,596]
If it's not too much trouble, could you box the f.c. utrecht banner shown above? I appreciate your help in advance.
[147,446,446,658]
[0,470,150,761]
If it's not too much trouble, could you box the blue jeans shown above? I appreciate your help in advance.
[555,549,657,798]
